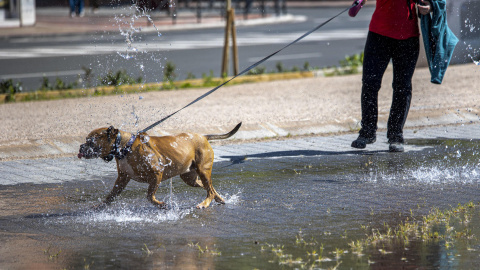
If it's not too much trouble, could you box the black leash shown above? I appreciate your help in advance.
[139,1,359,134]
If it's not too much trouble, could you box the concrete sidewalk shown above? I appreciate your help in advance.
[0,123,479,186]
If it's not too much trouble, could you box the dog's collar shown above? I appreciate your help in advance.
[104,133,136,161]
[115,133,137,160]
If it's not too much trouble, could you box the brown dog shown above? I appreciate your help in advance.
[78,123,241,209]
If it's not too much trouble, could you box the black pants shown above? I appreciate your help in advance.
[359,31,419,143]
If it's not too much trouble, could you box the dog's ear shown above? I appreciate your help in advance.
[106,126,118,139]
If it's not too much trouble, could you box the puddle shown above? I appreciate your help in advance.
[1,138,480,269]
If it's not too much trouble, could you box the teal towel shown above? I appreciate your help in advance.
[420,0,458,84]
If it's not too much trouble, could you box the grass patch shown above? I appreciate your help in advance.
[258,202,478,269]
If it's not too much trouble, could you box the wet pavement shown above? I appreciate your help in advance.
[1,124,480,269]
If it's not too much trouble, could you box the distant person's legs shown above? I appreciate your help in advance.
[69,0,84,17]
[78,0,85,17]
[69,0,76,17]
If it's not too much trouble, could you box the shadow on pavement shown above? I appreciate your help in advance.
[221,149,389,164]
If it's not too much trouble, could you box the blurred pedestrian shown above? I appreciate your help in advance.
[351,0,432,152]
[69,0,85,17]
[244,0,253,19]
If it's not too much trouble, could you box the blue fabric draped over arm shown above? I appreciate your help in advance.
[420,0,458,84]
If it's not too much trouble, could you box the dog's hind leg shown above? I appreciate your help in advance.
[213,189,225,204]
[195,165,225,209]
[180,170,204,188]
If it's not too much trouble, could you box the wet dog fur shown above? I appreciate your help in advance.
[78,123,241,209]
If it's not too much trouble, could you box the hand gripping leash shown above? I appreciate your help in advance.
[349,0,365,17]
[139,0,363,134]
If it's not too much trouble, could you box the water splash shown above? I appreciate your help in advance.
[470,56,480,66]
[79,205,193,225]
[465,18,477,33]
[363,165,480,186]
[224,192,242,205]
[131,105,139,127]
[166,178,180,212]
[463,21,480,66]
[114,4,162,60]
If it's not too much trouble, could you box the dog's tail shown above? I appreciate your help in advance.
[205,122,242,141]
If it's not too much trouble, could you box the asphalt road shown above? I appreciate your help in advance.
[0,6,374,91]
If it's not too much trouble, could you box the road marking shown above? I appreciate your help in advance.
[0,30,367,60]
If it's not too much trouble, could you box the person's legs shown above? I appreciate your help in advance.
[387,36,419,145]
[352,32,392,148]
[360,32,392,138]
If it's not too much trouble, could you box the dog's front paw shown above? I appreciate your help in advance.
[196,204,207,209]
[154,202,168,210]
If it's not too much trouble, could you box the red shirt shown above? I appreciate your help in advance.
[369,0,420,40]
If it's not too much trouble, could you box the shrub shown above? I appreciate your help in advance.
[163,61,177,82]
[100,70,142,86]
[0,79,22,102]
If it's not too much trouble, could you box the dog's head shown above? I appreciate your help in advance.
[78,126,119,162]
